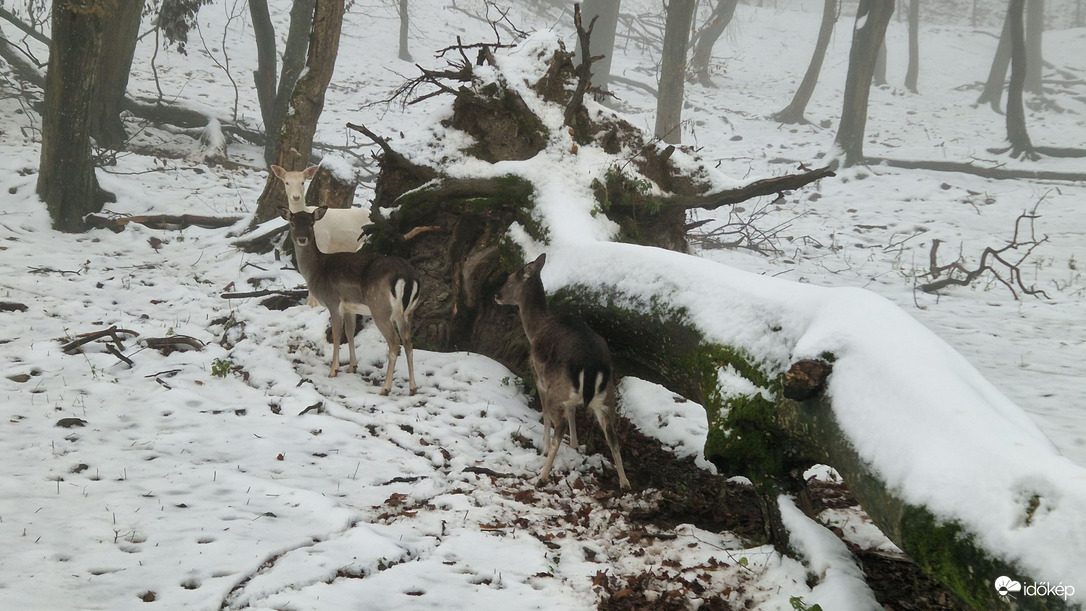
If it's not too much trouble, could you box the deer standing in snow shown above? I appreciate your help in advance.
[496,253,630,489]
[284,207,420,396]
[272,164,373,307]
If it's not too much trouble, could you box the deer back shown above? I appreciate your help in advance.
[530,313,613,407]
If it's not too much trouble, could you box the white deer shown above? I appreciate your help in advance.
[284,207,420,396]
[496,253,631,490]
[271,164,372,254]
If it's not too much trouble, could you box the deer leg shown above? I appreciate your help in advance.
[343,310,358,374]
[564,401,579,448]
[538,397,567,486]
[373,313,400,396]
[327,307,342,378]
[401,325,416,396]
[590,399,631,490]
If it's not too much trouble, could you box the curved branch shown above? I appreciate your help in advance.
[666,164,836,211]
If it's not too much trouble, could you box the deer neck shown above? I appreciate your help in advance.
[292,233,324,281]
[516,278,551,343]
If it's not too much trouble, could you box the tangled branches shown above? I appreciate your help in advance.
[919,206,1049,299]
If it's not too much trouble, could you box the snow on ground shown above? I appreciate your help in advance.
[1,0,1085,608]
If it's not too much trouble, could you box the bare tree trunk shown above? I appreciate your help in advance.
[1005,0,1036,159]
[773,0,838,125]
[835,0,894,166]
[689,0,738,87]
[977,12,1011,112]
[1024,0,1044,94]
[38,0,115,233]
[398,0,411,61]
[654,0,696,144]
[251,0,344,225]
[251,0,315,168]
[873,39,887,86]
[904,0,919,93]
[89,0,144,150]
[250,0,277,158]
[576,0,620,94]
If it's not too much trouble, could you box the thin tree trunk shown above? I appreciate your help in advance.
[689,0,739,87]
[1024,0,1044,94]
[90,0,144,150]
[977,12,1011,112]
[38,0,115,233]
[252,0,345,225]
[250,0,277,164]
[654,0,696,144]
[398,0,411,61]
[773,0,837,124]
[904,0,919,93]
[577,0,620,94]
[835,0,895,166]
[1005,0,1036,159]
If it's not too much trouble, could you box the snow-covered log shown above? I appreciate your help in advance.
[542,241,1085,610]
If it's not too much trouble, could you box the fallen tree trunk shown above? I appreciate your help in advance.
[549,281,1069,610]
[85,213,243,232]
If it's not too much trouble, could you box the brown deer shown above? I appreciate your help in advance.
[284,207,419,396]
[496,253,630,489]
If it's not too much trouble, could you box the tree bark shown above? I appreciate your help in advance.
[654,0,696,144]
[254,0,316,168]
[89,0,144,149]
[773,0,838,125]
[1005,0,1036,159]
[689,0,739,87]
[904,0,919,92]
[38,0,115,233]
[249,0,278,162]
[835,0,894,166]
[398,0,411,62]
[1024,0,1044,94]
[977,11,1012,112]
[251,0,343,226]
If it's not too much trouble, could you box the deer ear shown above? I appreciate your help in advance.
[524,253,546,276]
[313,206,329,221]
[271,165,286,179]
[278,206,291,221]
[304,165,320,179]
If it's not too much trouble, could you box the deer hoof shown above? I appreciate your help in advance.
[378,388,390,396]
[328,369,338,378]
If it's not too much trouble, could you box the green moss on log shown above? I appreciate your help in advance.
[549,284,798,479]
